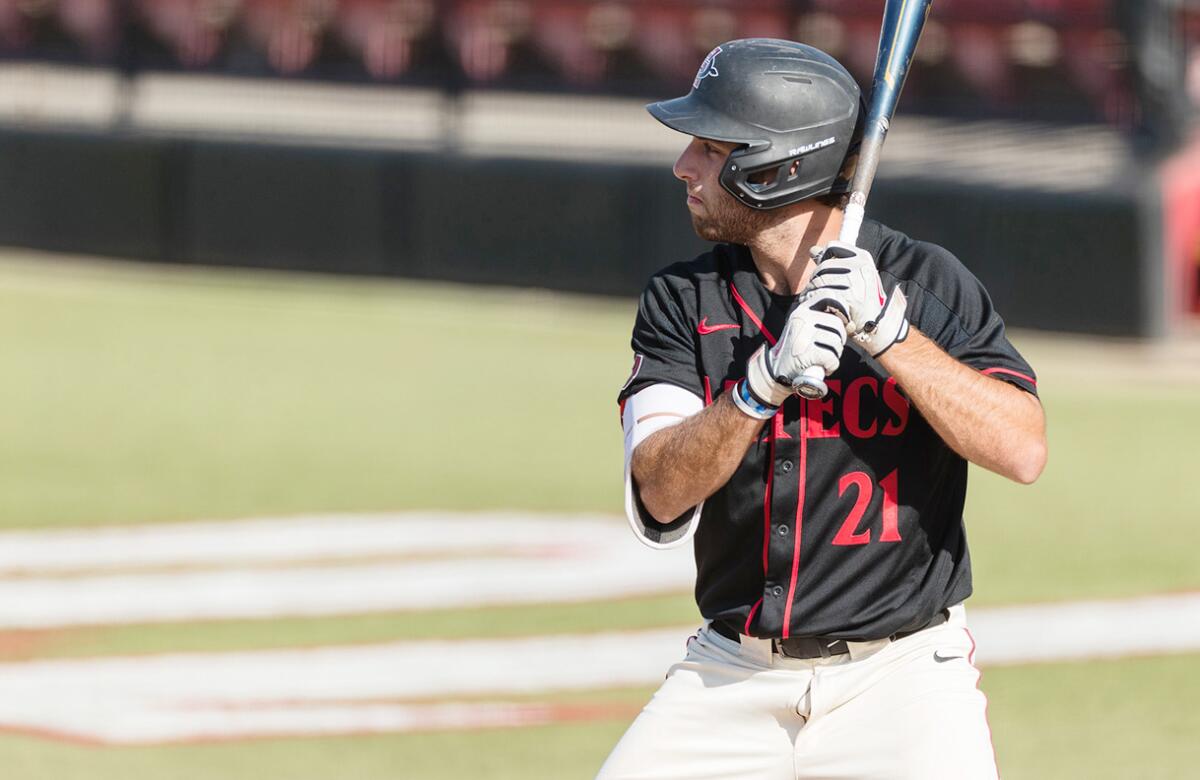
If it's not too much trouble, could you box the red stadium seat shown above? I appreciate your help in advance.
[631,4,692,84]
[334,0,437,79]
[225,0,342,75]
[134,0,231,68]
[0,0,28,49]
[528,1,602,85]
[445,0,551,84]
[949,23,1012,104]
[57,0,118,57]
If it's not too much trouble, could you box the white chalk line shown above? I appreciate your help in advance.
[0,514,696,628]
[0,513,1195,745]
[2,594,1200,746]
[0,513,633,573]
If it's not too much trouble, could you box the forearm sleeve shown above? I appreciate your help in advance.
[622,383,705,549]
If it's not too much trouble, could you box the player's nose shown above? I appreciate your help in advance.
[672,139,702,183]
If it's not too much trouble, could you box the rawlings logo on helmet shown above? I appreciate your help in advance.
[788,136,837,156]
[693,46,722,89]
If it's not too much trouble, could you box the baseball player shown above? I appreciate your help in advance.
[602,39,1046,779]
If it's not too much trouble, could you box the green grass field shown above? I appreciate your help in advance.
[0,251,1197,778]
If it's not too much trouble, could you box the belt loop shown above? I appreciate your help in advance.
[739,635,773,666]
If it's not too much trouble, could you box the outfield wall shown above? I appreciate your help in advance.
[0,127,1164,337]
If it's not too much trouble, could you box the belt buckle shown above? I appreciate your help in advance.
[773,637,849,659]
[817,639,848,658]
[771,639,796,658]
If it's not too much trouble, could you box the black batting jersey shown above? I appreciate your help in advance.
[618,219,1038,642]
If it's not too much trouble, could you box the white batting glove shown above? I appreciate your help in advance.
[735,299,848,419]
[804,241,910,358]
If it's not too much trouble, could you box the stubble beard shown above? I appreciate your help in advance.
[690,192,777,245]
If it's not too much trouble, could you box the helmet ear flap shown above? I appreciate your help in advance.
[752,161,802,193]
[733,158,804,196]
[720,144,817,209]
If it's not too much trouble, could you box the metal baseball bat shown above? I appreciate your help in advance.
[792,0,933,401]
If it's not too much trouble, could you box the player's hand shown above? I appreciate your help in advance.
[740,298,847,418]
[803,241,909,358]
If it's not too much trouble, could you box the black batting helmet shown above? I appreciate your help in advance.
[648,39,862,210]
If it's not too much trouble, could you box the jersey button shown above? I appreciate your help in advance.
[780,460,793,473]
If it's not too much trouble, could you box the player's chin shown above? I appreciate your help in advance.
[690,214,727,243]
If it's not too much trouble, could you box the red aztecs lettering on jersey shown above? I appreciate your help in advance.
[844,377,878,438]
[709,374,909,440]
[806,379,842,439]
[881,377,910,435]
[770,409,793,440]
[810,377,913,434]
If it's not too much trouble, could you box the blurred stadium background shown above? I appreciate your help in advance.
[0,1,1197,778]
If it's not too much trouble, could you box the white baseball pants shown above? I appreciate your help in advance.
[597,605,999,780]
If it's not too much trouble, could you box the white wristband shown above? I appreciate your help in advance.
[730,378,778,420]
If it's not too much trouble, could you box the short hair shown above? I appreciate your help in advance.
[815,191,850,210]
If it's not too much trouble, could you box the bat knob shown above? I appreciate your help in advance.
[792,366,829,400]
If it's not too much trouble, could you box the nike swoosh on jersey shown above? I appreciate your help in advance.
[932,651,963,663]
[697,318,739,335]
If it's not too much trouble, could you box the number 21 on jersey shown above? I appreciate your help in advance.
[832,469,900,546]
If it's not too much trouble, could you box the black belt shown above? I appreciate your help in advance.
[711,609,950,660]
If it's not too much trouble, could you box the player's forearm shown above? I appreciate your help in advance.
[878,329,1047,484]
[631,393,765,523]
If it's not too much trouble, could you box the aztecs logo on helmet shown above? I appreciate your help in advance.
[693,46,722,89]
